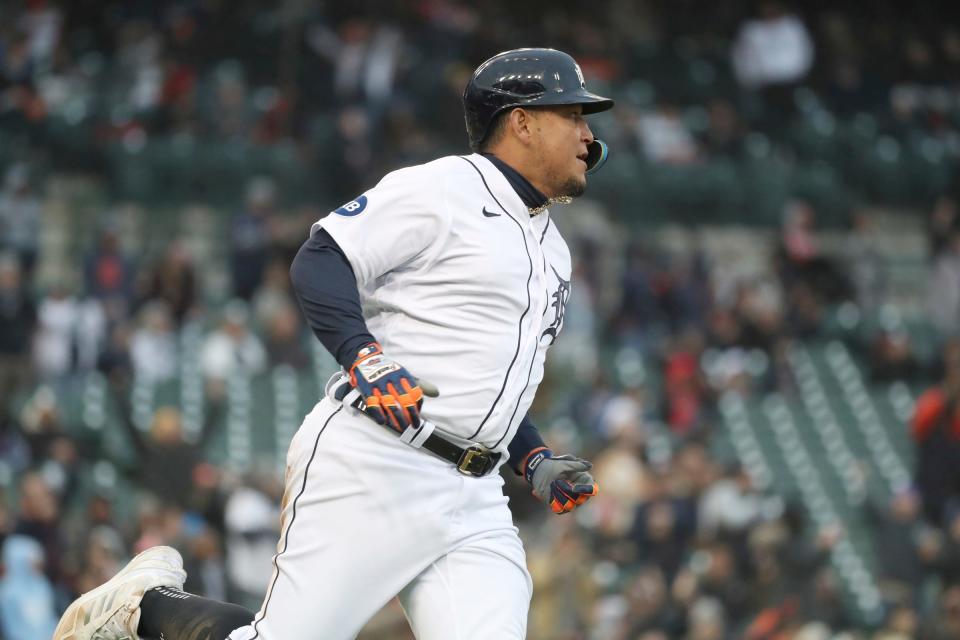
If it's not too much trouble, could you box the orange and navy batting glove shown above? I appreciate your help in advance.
[349,342,424,432]
[523,447,599,514]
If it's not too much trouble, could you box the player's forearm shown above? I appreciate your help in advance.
[290,229,376,369]
[507,414,548,475]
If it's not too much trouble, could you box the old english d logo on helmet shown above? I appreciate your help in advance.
[462,48,614,172]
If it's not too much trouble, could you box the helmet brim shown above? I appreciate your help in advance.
[578,93,615,115]
[524,90,614,115]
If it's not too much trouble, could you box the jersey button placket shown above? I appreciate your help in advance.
[525,227,548,358]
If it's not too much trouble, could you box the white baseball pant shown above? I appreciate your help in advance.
[227,396,532,640]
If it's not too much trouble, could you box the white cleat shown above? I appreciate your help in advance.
[53,545,187,640]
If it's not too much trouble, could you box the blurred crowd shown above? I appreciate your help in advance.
[1,0,958,206]
[1,0,960,639]
[3,170,960,638]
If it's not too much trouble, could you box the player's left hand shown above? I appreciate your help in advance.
[349,342,426,433]
[524,448,599,514]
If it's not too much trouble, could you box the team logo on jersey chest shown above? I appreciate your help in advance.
[541,265,570,345]
[334,195,368,216]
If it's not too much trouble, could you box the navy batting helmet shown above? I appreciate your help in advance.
[463,48,614,173]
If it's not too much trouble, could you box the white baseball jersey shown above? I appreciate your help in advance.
[314,153,572,455]
[227,154,567,640]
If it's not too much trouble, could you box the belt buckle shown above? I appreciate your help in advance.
[457,445,490,477]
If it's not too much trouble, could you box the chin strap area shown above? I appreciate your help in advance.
[585,139,609,175]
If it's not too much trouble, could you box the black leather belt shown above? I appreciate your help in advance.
[419,433,502,477]
[343,393,500,477]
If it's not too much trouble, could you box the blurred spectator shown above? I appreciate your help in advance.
[200,300,267,388]
[157,53,199,135]
[698,464,764,540]
[927,231,960,336]
[526,524,597,639]
[137,240,198,325]
[32,286,69,381]
[865,488,938,604]
[0,30,34,88]
[631,488,697,582]
[329,104,376,195]
[0,535,58,640]
[701,99,746,159]
[662,331,709,434]
[14,471,63,584]
[251,257,296,331]
[0,255,35,417]
[588,396,648,558]
[19,388,76,488]
[263,302,309,370]
[224,472,280,609]
[777,505,843,621]
[845,212,886,313]
[635,101,700,165]
[689,542,752,627]
[784,282,823,340]
[310,19,404,114]
[732,280,784,354]
[34,284,106,383]
[910,346,960,524]
[84,227,136,322]
[920,584,960,639]
[744,599,801,640]
[594,381,646,444]
[866,325,920,384]
[660,252,711,334]
[731,1,813,128]
[779,202,820,273]
[252,84,297,145]
[928,196,958,260]
[71,523,126,599]
[777,201,848,303]
[612,242,663,352]
[129,300,178,384]
[208,61,250,139]
[933,505,960,585]
[614,566,684,638]
[182,524,227,600]
[877,602,921,639]
[96,322,134,385]
[824,57,882,117]
[686,596,727,640]
[230,178,276,301]
[110,395,223,510]
[0,163,42,274]
[116,19,164,114]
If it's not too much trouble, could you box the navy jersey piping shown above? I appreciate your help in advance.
[496,220,560,448]
[539,216,551,244]
[251,405,342,638]
[458,156,535,443]
[493,295,551,449]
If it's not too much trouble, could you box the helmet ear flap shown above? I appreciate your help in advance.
[585,139,609,174]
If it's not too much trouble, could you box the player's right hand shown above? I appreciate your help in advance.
[348,342,426,433]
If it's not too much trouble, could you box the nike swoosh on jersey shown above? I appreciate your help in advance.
[482,206,501,217]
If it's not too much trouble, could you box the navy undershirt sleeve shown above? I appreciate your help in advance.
[507,414,548,475]
[289,229,376,369]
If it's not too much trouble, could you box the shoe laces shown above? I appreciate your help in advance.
[92,593,141,640]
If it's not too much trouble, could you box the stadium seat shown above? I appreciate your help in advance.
[738,136,791,226]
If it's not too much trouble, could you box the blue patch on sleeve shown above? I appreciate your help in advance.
[334,195,368,217]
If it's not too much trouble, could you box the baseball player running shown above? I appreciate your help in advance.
[55,47,613,640]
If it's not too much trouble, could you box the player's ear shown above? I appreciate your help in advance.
[508,107,534,145]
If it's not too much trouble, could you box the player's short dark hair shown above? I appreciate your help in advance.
[474,111,509,153]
